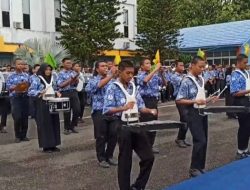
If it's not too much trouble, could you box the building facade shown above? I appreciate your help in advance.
[0,0,138,66]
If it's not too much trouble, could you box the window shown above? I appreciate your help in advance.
[54,0,61,32]
[123,9,129,38]
[2,0,10,27]
[22,0,30,29]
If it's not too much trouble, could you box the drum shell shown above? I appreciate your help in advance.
[46,98,70,113]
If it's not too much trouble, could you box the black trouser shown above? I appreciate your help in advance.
[0,97,10,128]
[10,95,29,139]
[188,108,208,170]
[140,96,158,147]
[91,111,118,162]
[78,91,86,119]
[234,97,250,151]
[118,125,154,190]
[205,82,214,96]
[61,90,80,130]
[29,96,37,118]
[225,87,236,118]
[176,103,189,140]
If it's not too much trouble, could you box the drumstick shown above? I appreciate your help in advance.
[209,89,220,97]
[217,86,227,97]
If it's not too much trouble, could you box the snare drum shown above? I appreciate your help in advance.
[46,97,70,113]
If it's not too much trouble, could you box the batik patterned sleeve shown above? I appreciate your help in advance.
[85,76,101,95]
[137,72,146,86]
[176,79,189,100]
[230,71,244,94]
[103,83,117,114]
[56,72,65,86]
[28,78,43,97]
[6,74,14,90]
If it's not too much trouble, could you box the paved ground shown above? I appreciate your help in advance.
[0,100,241,190]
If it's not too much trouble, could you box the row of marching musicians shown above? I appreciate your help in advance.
[3,58,85,153]
[85,53,250,190]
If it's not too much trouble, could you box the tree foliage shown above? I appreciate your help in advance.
[60,0,121,65]
[136,0,179,61]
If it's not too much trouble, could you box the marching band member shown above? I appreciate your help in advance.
[85,61,118,168]
[73,63,86,123]
[171,60,191,148]
[57,58,80,135]
[28,63,61,152]
[137,58,167,154]
[6,58,30,143]
[29,64,40,119]
[176,56,217,177]
[103,60,157,190]
[0,70,8,133]
[230,54,250,159]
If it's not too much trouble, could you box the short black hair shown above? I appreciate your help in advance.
[175,60,183,66]
[73,62,80,67]
[192,56,204,65]
[118,60,134,71]
[33,64,40,69]
[93,60,106,76]
[237,54,248,63]
[140,58,150,66]
[13,58,22,64]
[62,57,71,63]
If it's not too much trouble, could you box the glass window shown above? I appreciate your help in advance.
[54,0,61,32]
[206,51,213,58]
[230,51,236,56]
[123,9,129,38]
[2,11,10,27]
[214,52,221,57]
[222,58,229,66]
[207,59,213,65]
[222,51,229,56]
[23,0,30,29]
[230,59,236,66]
[214,59,221,65]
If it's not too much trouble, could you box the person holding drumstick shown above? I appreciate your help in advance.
[103,60,157,190]
[176,55,218,177]
[28,63,62,152]
[57,58,80,135]
[6,58,30,143]
[230,54,250,160]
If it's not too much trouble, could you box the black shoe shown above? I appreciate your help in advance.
[64,130,71,135]
[0,128,7,133]
[51,147,61,152]
[43,148,53,153]
[107,158,118,166]
[235,152,248,160]
[71,129,79,133]
[21,137,30,141]
[152,147,160,154]
[189,169,202,177]
[199,169,206,174]
[175,139,187,148]
[184,140,192,146]
[14,138,21,143]
[78,118,85,123]
[99,161,110,168]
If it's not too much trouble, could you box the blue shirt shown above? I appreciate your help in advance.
[230,70,250,94]
[85,75,112,111]
[218,70,225,80]
[103,82,145,116]
[176,74,203,100]
[137,71,162,98]
[170,72,186,98]
[6,72,30,97]
[226,75,231,86]
[57,70,78,92]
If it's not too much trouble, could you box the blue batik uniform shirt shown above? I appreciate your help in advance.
[6,71,29,97]
[85,75,113,111]
[137,71,162,98]
[170,72,186,98]
[176,74,203,100]
[230,70,250,94]
[57,70,78,92]
[103,82,145,116]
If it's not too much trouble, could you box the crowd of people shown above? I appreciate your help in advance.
[0,54,250,190]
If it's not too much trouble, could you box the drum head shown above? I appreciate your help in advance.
[47,97,69,102]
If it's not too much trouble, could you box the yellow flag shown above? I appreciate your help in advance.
[154,50,160,64]
[197,48,205,59]
[244,43,250,56]
[114,54,121,65]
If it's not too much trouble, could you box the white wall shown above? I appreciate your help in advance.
[114,0,138,50]
[0,0,138,51]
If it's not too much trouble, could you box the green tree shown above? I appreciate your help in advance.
[136,0,179,61]
[60,0,121,65]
